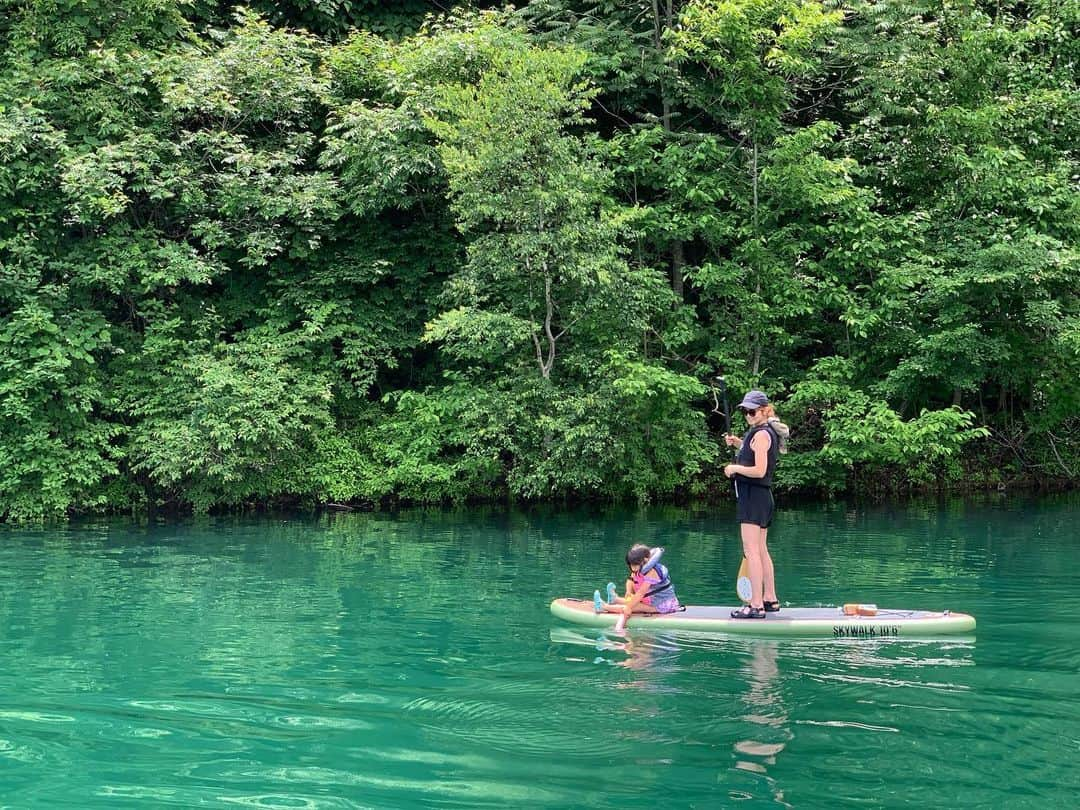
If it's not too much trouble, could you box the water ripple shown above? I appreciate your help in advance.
[1,500,1078,808]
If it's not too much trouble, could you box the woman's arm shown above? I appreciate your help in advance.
[723,431,772,479]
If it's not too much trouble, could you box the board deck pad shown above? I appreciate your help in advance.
[550,598,976,637]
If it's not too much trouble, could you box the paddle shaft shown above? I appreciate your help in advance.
[716,376,749,600]
[716,375,738,496]
[716,375,731,435]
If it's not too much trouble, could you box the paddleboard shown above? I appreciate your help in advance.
[550,598,975,638]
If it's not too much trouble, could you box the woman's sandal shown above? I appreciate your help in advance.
[731,605,766,619]
[763,600,781,613]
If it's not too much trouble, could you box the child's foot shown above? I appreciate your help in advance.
[606,582,618,604]
[593,590,604,613]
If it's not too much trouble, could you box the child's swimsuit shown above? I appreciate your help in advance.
[633,566,680,614]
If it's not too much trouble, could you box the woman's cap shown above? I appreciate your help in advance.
[737,390,769,410]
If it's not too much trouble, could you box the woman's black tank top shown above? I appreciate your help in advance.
[734,423,779,488]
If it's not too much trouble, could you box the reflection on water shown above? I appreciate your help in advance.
[0,497,1076,807]
[547,599,986,807]
[733,642,791,807]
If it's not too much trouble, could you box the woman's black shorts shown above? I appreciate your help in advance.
[735,483,775,528]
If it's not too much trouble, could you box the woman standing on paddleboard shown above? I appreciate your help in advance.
[724,390,788,619]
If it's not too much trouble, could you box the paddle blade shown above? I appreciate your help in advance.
[736,556,752,603]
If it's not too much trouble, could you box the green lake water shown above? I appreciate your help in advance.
[0,497,1077,808]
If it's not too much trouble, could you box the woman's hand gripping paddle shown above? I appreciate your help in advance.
[715,375,750,604]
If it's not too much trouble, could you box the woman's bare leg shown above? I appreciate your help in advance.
[761,527,778,604]
[741,522,764,609]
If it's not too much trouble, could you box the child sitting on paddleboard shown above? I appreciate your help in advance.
[593,544,680,631]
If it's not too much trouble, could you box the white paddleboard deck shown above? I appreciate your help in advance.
[550,598,976,637]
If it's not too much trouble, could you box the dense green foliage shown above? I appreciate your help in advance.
[1,0,1076,519]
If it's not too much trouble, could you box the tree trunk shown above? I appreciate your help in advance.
[671,239,685,300]
[542,274,556,378]
[750,137,761,374]
[655,0,684,302]
[531,274,556,380]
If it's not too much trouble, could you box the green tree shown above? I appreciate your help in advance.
[426,42,623,381]
[840,0,1079,480]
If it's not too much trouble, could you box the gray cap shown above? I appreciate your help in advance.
[737,390,769,411]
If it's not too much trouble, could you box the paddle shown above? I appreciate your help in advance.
[713,375,732,436]
[736,556,752,603]
[715,376,751,604]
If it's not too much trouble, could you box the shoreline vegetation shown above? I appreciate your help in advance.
[1,1,1076,521]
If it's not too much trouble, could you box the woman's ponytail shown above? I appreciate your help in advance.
[761,405,790,454]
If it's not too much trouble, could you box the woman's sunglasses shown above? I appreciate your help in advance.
[741,408,759,417]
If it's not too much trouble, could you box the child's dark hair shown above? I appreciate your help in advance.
[626,544,652,568]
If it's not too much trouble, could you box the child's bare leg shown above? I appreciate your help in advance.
[614,605,631,632]
[612,602,660,631]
